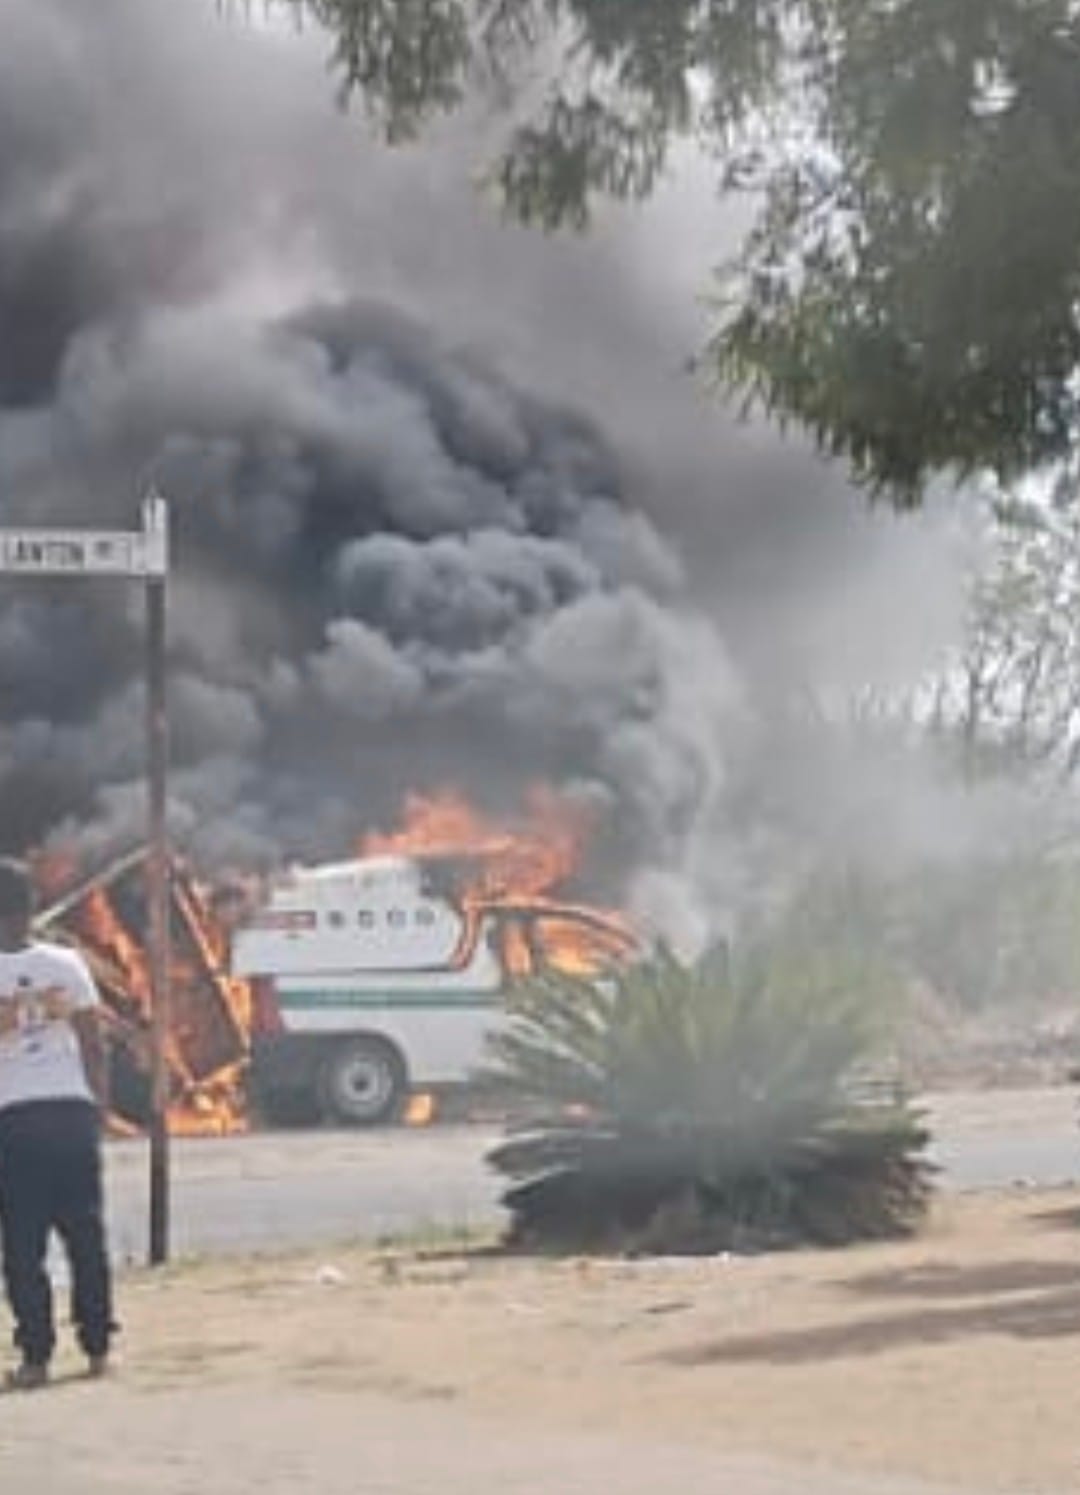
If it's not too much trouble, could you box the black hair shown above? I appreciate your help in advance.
[0,858,33,922]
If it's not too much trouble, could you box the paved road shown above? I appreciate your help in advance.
[102,1086,1080,1262]
[104,1124,499,1264]
[925,1085,1080,1191]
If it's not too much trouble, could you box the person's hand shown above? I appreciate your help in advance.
[0,999,18,1037]
[39,985,75,1021]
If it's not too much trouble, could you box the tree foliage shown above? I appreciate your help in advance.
[283,0,1080,501]
[929,494,1080,776]
[485,943,931,1253]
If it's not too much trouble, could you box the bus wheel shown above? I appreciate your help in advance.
[317,1039,407,1126]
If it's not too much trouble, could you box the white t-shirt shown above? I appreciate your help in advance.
[0,941,101,1112]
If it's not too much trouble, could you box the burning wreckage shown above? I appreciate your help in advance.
[35,848,251,1135]
[34,795,636,1131]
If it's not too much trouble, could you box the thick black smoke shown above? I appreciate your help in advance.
[0,0,749,908]
[1,289,743,876]
[0,0,964,933]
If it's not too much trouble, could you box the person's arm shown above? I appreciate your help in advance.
[72,1007,109,1112]
[53,951,110,1113]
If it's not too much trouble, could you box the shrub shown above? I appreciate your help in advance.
[485,943,932,1253]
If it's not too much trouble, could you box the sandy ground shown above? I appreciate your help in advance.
[7,1188,1080,1495]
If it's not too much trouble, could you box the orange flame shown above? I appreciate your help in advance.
[78,887,153,1012]
[362,787,634,979]
[361,786,586,901]
[403,1091,437,1126]
[48,866,248,1136]
[34,786,634,1138]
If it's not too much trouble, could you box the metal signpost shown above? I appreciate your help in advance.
[0,495,172,1265]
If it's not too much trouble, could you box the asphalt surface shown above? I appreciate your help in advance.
[102,1085,1080,1263]
[104,1123,499,1264]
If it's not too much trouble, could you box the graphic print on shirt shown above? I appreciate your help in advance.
[9,977,51,1060]
[1,978,58,1063]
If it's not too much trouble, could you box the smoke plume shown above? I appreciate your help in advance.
[0,0,967,933]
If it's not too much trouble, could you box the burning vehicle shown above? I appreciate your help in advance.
[31,792,636,1130]
[34,848,250,1134]
[234,794,636,1125]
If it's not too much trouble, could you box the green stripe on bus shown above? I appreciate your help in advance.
[277,989,501,1011]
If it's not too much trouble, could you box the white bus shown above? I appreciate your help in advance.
[231,851,633,1125]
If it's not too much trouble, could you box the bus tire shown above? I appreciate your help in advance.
[316,1038,407,1127]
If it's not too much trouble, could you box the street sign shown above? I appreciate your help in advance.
[0,530,145,576]
[0,496,168,578]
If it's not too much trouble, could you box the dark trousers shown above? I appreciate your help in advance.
[0,1099,114,1366]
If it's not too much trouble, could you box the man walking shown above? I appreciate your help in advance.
[0,856,115,1389]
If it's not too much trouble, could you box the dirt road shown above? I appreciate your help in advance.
[0,1387,966,1495]
[10,1187,1080,1494]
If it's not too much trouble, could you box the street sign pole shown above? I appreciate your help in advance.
[143,496,171,1266]
[0,495,172,1266]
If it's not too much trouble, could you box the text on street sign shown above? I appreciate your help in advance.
[0,526,165,577]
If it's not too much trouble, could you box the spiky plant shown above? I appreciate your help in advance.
[485,942,932,1253]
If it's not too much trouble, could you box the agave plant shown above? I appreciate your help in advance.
[485,940,932,1253]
